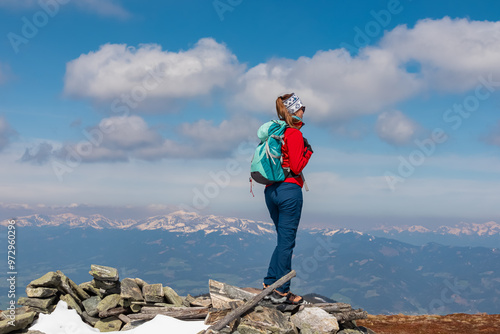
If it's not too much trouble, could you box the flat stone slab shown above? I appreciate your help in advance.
[60,294,83,315]
[0,310,37,334]
[82,296,101,317]
[143,284,164,303]
[26,286,58,298]
[89,264,119,281]
[92,279,120,290]
[163,286,183,306]
[18,296,57,310]
[237,306,297,334]
[121,278,144,301]
[29,272,61,288]
[94,316,122,332]
[97,294,121,314]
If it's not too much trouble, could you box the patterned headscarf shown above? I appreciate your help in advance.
[283,93,304,114]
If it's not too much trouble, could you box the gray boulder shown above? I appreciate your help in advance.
[291,307,339,334]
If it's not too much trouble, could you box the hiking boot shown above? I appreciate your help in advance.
[270,290,308,305]
[263,283,271,300]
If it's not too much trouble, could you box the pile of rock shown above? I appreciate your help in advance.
[1,264,374,334]
[202,279,372,334]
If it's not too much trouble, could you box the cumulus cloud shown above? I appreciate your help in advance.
[231,49,422,122]
[381,17,500,92]
[56,116,164,163]
[64,38,244,106]
[58,17,500,145]
[232,17,500,123]
[22,115,259,164]
[63,18,500,124]
[0,116,17,151]
[178,117,260,157]
[130,116,260,160]
[0,0,130,18]
[376,110,420,145]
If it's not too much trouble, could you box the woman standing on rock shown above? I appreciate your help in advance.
[263,93,313,305]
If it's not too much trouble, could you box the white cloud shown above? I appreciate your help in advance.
[178,116,260,157]
[376,110,420,145]
[64,38,244,105]
[0,0,130,18]
[131,116,259,160]
[231,17,500,124]
[95,116,163,150]
[21,115,259,163]
[58,115,165,162]
[62,18,500,126]
[231,49,421,122]
[382,17,500,92]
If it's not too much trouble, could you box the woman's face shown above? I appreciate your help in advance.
[295,107,305,119]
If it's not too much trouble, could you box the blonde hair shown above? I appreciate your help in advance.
[276,93,302,129]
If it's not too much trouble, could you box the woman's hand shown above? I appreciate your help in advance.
[303,137,313,154]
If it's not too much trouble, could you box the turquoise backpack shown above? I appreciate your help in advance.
[250,120,288,185]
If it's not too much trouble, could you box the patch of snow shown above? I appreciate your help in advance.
[30,301,209,334]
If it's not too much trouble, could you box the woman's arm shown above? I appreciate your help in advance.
[286,128,313,175]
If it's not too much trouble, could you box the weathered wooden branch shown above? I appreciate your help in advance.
[303,302,351,310]
[205,270,296,333]
[333,309,368,322]
[118,313,131,324]
[98,306,127,318]
[209,279,256,309]
[127,306,209,321]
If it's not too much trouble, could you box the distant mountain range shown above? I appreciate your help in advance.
[368,221,500,248]
[3,211,498,238]
[0,211,275,235]
[3,211,498,248]
[371,221,500,237]
[1,212,499,315]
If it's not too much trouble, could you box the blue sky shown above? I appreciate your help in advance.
[1,0,500,229]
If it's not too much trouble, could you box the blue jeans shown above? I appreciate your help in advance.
[263,182,303,293]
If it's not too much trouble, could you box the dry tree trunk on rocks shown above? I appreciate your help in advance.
[204,270,297,333]
[127,306,209,321]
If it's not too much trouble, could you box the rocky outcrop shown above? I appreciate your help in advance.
[291,308,340,334]
[3,265,372,333]
[0,307,37,334]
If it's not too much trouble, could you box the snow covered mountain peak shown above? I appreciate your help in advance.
[1,211,276,236]
[373,221,499,236]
